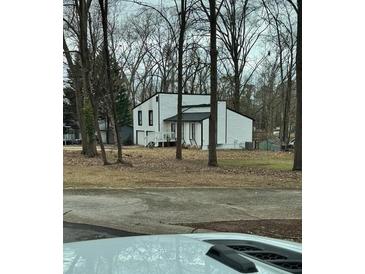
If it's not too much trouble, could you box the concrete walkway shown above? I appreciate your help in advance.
[64,187,301,235]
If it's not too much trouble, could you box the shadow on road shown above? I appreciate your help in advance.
[63,221,145,243]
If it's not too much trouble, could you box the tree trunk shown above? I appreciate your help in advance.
[79,0,108,164]
[63,35,88,155]
[283,57,293,149]
[176,0,186,160]
[293,0,302,170]
[99,0,123,163]
[83,97,97,156]
[233,58,240,112]
[89,91,109,164]
[208,0,218,167]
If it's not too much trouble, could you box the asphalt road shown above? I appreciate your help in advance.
[64,187,301,238]
[63,221,143,243]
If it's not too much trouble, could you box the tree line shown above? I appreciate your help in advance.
[63,0,301,170]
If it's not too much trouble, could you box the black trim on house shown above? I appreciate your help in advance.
[148,110,153,126]
[182,104,211,108]
[226,107,255,121]
[138,110,142,126]
[164,112,211,122]
[133,93,255,121]
[133,93,159,110]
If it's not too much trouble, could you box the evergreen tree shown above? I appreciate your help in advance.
[115,84,132,126]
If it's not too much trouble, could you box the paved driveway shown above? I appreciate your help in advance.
[64,187,301,235]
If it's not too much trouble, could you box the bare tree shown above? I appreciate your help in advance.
[217,0,267,112]
[125,0,197,160]
[200,0,224,167]
[63,34,90,155]
[176,0,188,160]
[77,0,109,164]
[262,0,296,150]
[290,0,301,171]
[98,0,124,163]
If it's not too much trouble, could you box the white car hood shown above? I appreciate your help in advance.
[64,233,301,274]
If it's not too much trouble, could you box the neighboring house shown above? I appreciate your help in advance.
[132,92,254,150]
[98,118,133,145]
[63,122,80,144]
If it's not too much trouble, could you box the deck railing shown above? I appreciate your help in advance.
[145,131,176,145]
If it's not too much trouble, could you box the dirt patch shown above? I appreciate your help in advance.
[183,219,302,242]
[64,147,301,189]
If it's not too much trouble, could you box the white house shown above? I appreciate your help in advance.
[132,92,254,150]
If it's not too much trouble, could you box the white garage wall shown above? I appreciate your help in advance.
[226,109,253,148]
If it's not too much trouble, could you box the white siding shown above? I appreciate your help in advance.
[183,106,210,113]
[133,95,159,145]
[201,110,253,150]
[159,94,210,132]
[182,122,189,143]
[217,101,226,144]
[136,130,145,145]
[225,109,253,149]
[133,93,253,149]
[195,122,202,147]
[202,119,209,149]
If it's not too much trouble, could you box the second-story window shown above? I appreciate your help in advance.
[138,111,142,126]
[149,110,153,126]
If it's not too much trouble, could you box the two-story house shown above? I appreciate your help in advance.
[132,92,254,150]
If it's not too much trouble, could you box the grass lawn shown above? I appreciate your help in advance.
[220,158,293,170]
[64,146,301,189]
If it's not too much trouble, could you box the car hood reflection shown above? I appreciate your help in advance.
[64,234,243,274]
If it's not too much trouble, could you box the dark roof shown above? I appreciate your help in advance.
[164,112,210,122]
[182,104,211,108]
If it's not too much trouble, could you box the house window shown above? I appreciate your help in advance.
[190,123,196,140]
[149,110,153,126]
[138,111,142,126]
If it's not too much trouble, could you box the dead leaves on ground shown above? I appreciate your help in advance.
[64,147,301,189]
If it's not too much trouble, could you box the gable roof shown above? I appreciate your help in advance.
[164,112,210,122]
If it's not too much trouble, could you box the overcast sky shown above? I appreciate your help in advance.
[117,0,172,16]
